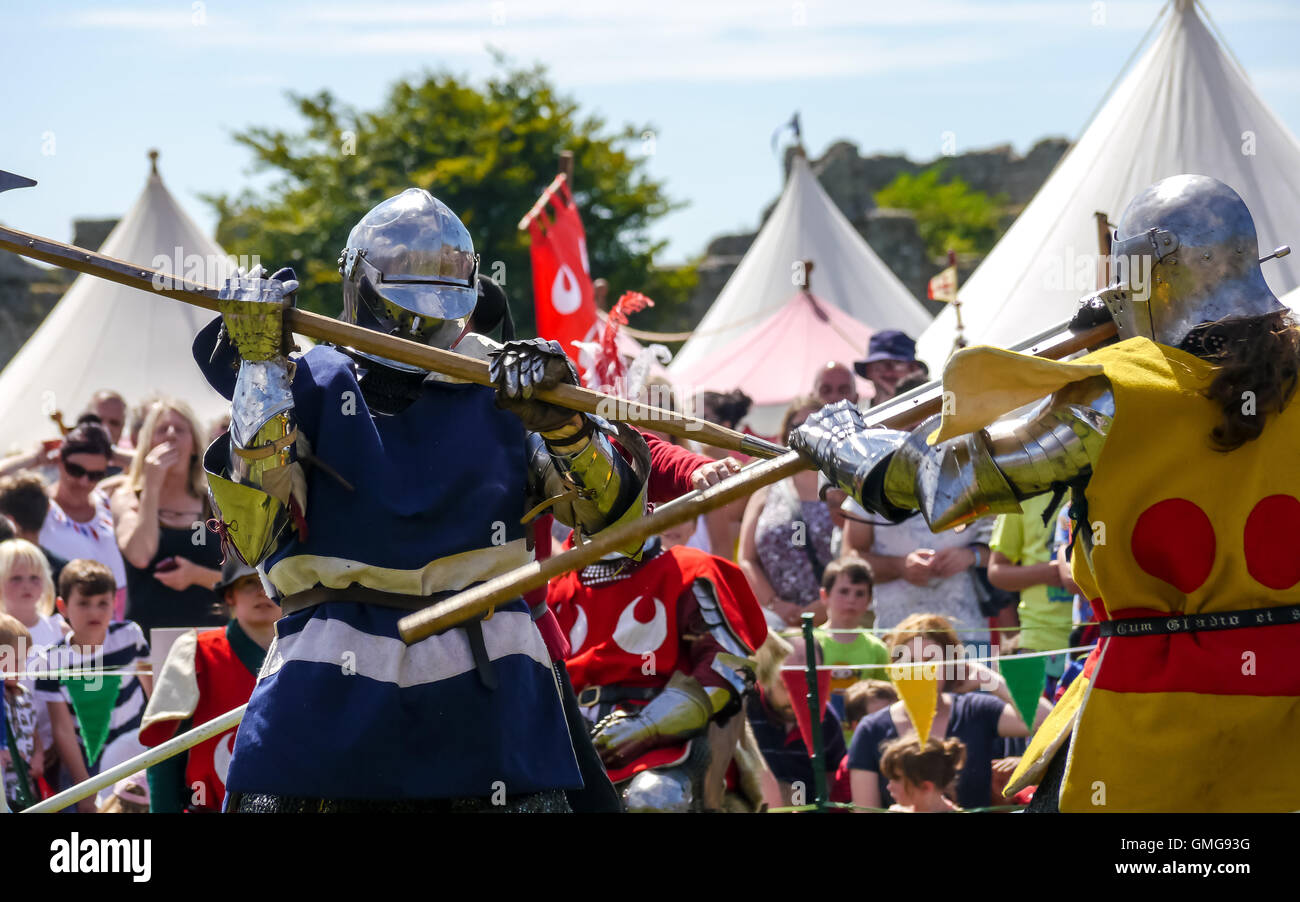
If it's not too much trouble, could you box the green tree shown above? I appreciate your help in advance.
[206,61,695,335]
[874,167,1006,258]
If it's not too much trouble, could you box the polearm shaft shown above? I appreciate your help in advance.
[0,224,785,459]
[22,704,246,813]
[396,318,1116,643]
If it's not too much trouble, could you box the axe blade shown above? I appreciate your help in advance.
[0,170,37,194]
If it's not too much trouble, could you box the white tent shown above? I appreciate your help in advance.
[917,0,1300,368]
[669,150,931,380]
[0,157,234,453]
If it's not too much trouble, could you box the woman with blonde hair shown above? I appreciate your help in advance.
[110,398,225,635]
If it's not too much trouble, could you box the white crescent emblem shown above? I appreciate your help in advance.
[578,237,590,276]
[551,263,582,315]
[213,731,236,788]
[569,604,589,654]
[612,596,667,656]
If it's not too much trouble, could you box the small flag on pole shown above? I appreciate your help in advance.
[928,254,959,303]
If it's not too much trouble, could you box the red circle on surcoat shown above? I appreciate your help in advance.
[1130,498,1215,594]
[1243,494,1300,590]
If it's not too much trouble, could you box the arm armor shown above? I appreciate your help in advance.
[204,358,306,566]
[526,417,649,556]
[590,671,716,765]
[856,375,1115,532]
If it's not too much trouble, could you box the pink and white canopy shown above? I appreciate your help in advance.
[672,289,873,427]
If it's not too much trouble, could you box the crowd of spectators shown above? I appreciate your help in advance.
[0,327,1088,813]
[0,390,230,811]
[695,329,1088,812]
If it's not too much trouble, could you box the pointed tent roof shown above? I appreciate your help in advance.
[668,151,931,378]
[0,155,233,451]
[917,0,1300,367]
[673,290,873,408]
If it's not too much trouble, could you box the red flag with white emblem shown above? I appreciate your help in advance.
[527,180,599,380]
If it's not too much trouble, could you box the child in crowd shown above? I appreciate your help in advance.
[0,539,68,651]
[814,557,890,725]
[0,614,44,810]
[832,679,898,801]
[879,735,967,813]
[0,538,69,775]
[98,773,150,813]
[140,557,275,812]
[33,559,151,812]
[843,679,898,736]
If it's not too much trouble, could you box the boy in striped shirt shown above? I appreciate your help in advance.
[34,559,151,811]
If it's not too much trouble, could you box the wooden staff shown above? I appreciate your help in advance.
[23,705,247,813]
[396,318,1117,643]
[0,222,784,459]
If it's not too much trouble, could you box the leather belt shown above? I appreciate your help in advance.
[279,584,456,617]
[1098,602,1300,638]
[576,685,659,707]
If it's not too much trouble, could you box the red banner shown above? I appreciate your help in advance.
[527,181,599,380]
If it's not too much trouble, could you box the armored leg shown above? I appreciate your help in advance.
[619,738,710,813]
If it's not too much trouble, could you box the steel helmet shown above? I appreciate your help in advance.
[338,188,480,370]
[1105,174,1285,349]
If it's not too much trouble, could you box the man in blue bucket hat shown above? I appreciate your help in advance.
[853,331,928,408]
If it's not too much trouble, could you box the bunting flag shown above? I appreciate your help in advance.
[781,667,832,758]
[888,662,939,745]
[1001,654,1048,730]
[63,674,122,766]
[527,180,599,381]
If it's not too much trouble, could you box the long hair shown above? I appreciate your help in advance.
[0,539,56,617]
[127,398,208,499]
[1197,311,1300,451]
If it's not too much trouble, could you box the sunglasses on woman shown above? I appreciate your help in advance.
[63,461,108,482]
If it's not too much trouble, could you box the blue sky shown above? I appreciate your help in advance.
[4,0,1300,263]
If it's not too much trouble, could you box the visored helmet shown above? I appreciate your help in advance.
[339,188,479,371]
[1106,174,1285,349]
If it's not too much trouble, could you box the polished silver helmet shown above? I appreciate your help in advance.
[1105,174,1285,348]
[338,188,479,371]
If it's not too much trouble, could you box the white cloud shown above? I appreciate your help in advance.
[62,9,198,28]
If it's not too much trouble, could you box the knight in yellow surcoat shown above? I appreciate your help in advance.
[793,174,1300,812]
